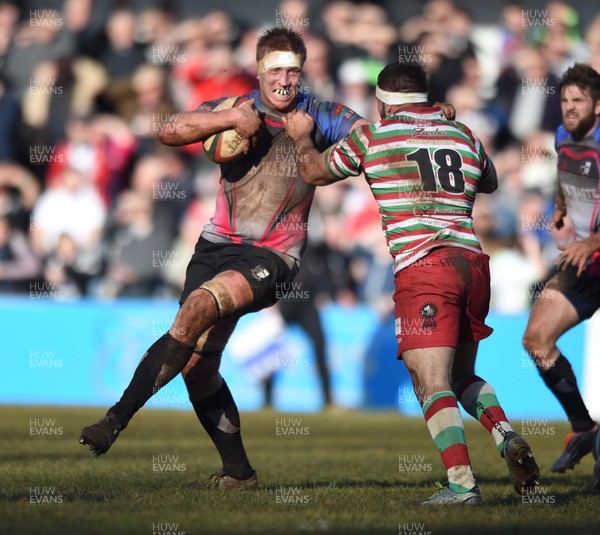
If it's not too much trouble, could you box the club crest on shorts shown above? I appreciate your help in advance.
[251,265,270,281]
[420,302,438,329]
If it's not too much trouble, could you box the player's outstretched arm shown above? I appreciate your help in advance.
[283,110,340,186]
[158,99,261,147]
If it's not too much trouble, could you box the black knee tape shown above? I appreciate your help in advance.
[193,349,223,360]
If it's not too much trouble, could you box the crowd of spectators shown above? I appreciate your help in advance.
[0,0,599,315]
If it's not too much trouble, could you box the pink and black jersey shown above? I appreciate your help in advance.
[200,90,362,268]
[555,123,600,273]
[325,107,494,273]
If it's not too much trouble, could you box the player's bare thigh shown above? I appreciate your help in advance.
[205,270,254,315]
[522,287,580,369]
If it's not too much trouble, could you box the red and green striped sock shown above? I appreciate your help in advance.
[423,391,475,493]
[455,374,514,455]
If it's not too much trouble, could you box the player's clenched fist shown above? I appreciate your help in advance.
[233,99,262,153]
[282,110,314,142]
[233,99,262,137]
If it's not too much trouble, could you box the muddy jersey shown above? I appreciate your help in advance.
[199,90,361,268]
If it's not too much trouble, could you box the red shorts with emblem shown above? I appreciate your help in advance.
[393,247,493,357]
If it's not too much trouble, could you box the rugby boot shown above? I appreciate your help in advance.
[186,468,258,490]
[551,424,598,473]
[420,482,482,506]
[79,412,122,457]
[502,431,540,494]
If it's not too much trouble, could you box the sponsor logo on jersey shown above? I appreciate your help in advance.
[580,161,592,176]
[412,127,446,137]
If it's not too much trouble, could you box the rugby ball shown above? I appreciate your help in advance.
[203,96,250,164]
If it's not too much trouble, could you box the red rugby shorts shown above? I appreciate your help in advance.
[393,247,493,356]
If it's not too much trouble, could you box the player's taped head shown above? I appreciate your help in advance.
[199,280,235,322]
[257,51,303,75]
[375,87,428,105]
[375,62,429,110]
[256,27,307,69]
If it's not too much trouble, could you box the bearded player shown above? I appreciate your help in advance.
[522,63,600,489]
[79,28,369,488]
[284,62,540,504]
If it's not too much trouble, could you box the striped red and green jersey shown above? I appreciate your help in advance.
[325,107,494,273]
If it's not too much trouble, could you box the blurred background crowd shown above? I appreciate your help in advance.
[1,0,599,317]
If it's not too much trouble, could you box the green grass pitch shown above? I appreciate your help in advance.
[1,406,599,535]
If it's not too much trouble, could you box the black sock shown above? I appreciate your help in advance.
[264,375,274,408]
[540,354,595,432]
[109,333,195,428]
[190,381,253,480]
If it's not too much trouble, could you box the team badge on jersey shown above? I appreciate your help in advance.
[420,302,438,329]
[580,161,592,176]
[251,265,270,281]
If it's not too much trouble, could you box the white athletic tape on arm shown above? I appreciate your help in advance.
[257,51,303,74]
[375,86,428,105]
